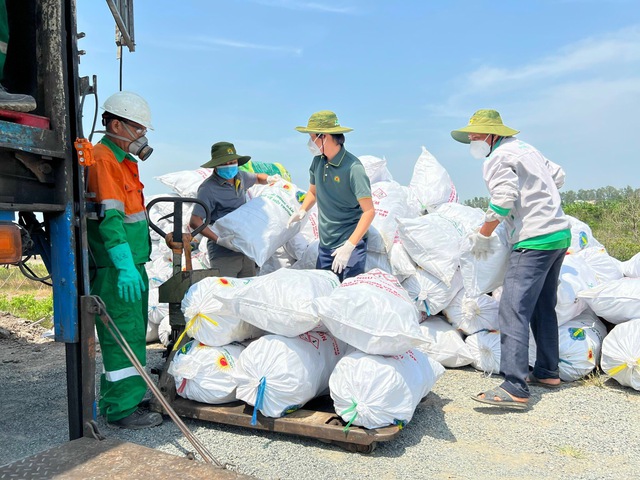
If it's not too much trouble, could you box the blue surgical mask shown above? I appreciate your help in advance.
[217,164,238,179]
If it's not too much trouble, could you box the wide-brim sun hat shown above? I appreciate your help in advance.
[201,141,251,168]
[295,110,353,134]
[451,109,519,144]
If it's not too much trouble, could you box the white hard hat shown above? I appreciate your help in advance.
[102,91,154,130]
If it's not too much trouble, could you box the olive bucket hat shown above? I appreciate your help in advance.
[451,109,520,144]
[295,110,353,134]
[201,141,251,168]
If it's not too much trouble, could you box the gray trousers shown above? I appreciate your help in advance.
[499,247,567,399]
[210,254,256,278]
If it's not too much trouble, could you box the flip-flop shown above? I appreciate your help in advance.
[471,387,529,410]
[527,374,562,389]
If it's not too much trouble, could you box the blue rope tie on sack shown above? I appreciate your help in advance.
[422,300,431,316]
[251,376,267,426]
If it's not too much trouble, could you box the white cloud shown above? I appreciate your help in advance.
[147,36,302,56]
[465,26,640,91]
[195,36,303,55]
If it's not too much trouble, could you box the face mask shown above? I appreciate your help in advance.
[128,135,153,161]
[122,122,153,161]
[307,136,323,157]
[469,135,491,160]
[217,164,238,180]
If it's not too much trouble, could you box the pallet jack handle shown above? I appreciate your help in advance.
[146,197,210,273]
[86,295,227,468]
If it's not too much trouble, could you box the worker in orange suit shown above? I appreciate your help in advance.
[86,91,162,429]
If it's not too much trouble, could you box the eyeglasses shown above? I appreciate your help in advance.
[124,121,147,136]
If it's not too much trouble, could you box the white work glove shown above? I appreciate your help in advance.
[331,241,356,275]
[216,235,236,251]
[469,232,493,261]
[266,174,282,184]
[287,208,306,228]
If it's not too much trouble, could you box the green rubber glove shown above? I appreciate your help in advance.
[107,243,146,303]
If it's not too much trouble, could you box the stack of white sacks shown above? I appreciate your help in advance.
[147,147,640,428]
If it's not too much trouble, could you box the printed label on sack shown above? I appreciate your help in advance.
[340,268,410,303]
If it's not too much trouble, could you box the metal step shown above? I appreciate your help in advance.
[0,436,253,479]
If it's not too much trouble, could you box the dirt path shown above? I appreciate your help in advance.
[2,313,639,480]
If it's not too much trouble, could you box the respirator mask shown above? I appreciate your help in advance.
[98,118,154,161]
[121,122,153,161]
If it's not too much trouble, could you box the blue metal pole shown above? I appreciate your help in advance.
[49,204,78,343]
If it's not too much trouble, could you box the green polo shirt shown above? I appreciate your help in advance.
[309,146,371,249]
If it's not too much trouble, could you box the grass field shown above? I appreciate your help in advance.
[0,261,53,327]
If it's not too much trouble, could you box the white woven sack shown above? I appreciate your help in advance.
[408,146,458,212]
[621,252,640,278]
[459,224,511,296]
[365,225,387,254]
[284,233,309,261]
[329,349,444,429]
[146,321,159,343]
[365,250,393,275]
[601,319,640,391]
[574,247,623,284]
[155,168,213,198]
[434,203,484,235]
[529,310,607,382]
[358,155,393,184]
[146,193,179,243]
[290,239,319,270]
[401,274,421,302]
[148,287,169,325]
[314,269,427,355]
[145,256,173,288]
[182,276,262,347]
[370,181,418,251]
[388,232,417,277]
[168,340,244,404]
[558,314,607,381]
[211,180,303,266]
[158,315,171,347]
[397,214,465,287]
[298,205,319,243]
[444,290,499,335]
[465,330,501,375]
[233,332,347,418]
[413,268,463,316]
[566,215,604,254]
[258,247,296,276]
[578,278,640,324]
[233,269,340,337]
[556,254,598,325]
[416,316,474,368]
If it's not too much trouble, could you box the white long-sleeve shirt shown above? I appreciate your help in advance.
[483,137,569,245]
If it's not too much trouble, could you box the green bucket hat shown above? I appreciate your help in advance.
[295,110,353,134]
[201,141,251,168]
[451,109,520,144]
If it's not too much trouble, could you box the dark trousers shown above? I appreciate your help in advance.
[316,238,368,282]
[499,247,567,399]
[3,0,37,97]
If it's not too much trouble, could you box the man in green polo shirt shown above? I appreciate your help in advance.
[452,109,570,410]
[288,110,375,281]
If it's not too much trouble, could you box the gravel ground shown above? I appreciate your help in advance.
[1,312,639,480]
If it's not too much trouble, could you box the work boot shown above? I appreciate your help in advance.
[107,408,163,430]
[0,84,37,112]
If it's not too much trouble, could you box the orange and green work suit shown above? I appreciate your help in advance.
[87,136,151,422]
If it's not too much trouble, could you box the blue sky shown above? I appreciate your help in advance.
[78,0,640,200]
